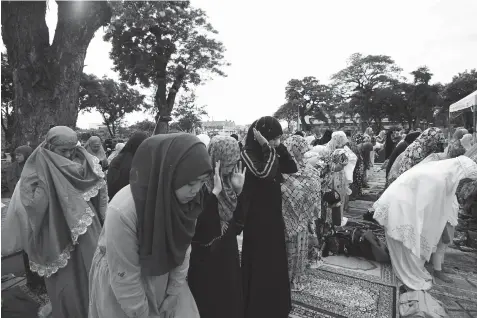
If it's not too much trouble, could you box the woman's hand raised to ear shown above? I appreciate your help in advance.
[212,161,222,197]
[253,128,268,146]
[231,161,247,195]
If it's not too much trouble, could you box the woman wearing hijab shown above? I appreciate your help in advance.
[88,133,213,318]
[385,131,421,179]
[460,133,473,151]
[384,130,396,160]
[348,133,370,199]
[282,135,321,291]
[236,116,297,318]
[107,142,125,164]
[387,127,445,186]
[373,155,477,290]
[188,136,246,318]
[6,145,33,193]
[2,126,108,317]
[107,132,148,200]
[85,136,108,169]
[314,129,332,146]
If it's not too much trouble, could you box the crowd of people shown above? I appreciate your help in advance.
[2,117,477,318]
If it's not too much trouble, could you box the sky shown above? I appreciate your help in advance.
[3,0,477,128]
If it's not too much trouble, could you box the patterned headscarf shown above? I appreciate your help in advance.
[353,133,365,144]
[447,139,466,158]
[284,135,311,167]
[205,136,241,222]
[397,127,445,177]
[326,131,348,151]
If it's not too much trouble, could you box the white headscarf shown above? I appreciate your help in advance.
[461,134,473,151]
[374,156,477,261]
[107,142,125,164]
[197,134,211,148]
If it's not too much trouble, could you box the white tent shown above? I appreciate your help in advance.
[449,90,477,113]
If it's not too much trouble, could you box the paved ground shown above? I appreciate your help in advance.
[348,164,477,318]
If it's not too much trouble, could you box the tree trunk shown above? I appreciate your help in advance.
[153,65,186,135]
[1,1,111,149]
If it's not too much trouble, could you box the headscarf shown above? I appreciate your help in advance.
[17,126,105,277]
[130,133,212,276]
[384,130,395,160]
[385,131,421,178]
[447,139,466,158]
[331,148,349,169]
[453,128,468,140]
[242,116,283,178]
[205,136,241,222]
[317,129,332,145]
[282,135,322,238]
[107,131,148,200]
[107,142,125,164]
[197,134,211,148]
[230,134,239,141]
[84,136,107,161]
[353,133,365,144]
[326,131,348,152]
[396,127,445,177]
[374,156,477,262]
[294,131,305,137]
[461,134,473,151]
[6,146,33,191]
[283,135,311,167]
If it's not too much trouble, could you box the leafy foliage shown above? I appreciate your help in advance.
[128,119,156,134]
[1,53,14,148]
[79,74,147,137]
[104,1,229,132]
[172,92,208,133]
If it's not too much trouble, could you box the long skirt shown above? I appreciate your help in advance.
[241,204,291,318]
[45,218,101,317]
[386,234,433,290]
[188,227,243,318]
[285,230,309,287]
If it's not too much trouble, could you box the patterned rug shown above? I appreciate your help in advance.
[290,266,398,318]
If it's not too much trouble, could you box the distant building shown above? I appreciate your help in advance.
[201,120,237,135]
[88,122,107,130]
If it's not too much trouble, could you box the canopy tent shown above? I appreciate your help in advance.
[449,90,477,113]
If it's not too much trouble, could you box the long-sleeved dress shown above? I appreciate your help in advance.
[237,143,297,318]
[188,188,243,318]
[88,185,199,318]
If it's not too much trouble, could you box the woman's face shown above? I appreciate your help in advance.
[269,136,281,148]
[51,145,76,160]
[221,161,237,176]
[15,153,25,163]
[333,163,345,172]
[175,173,210,204]
[90,141,101,152]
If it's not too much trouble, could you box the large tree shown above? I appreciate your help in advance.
[284,76,334,130]
[1,53,14,149]
[1,1,112,148]
[79,74,146,137]
[172,92,207,133]
[331,53,402,130]
[104,1,228,134]
[274,102,298,131]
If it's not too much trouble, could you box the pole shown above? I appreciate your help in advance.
[473,105,476,143]
[297,103,300,132]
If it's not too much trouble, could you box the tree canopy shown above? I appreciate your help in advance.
[79,74,146,137]
[172,92,208,133]
[104,1,228,133]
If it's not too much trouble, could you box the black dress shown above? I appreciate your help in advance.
[237,143,297,318]
[188,188,244,318]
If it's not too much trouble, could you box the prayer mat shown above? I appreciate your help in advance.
[290,267,398,318]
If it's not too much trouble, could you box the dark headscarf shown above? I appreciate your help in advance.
[107,131,148,200]
[244,116,283,152]
[130,133,212,276]
[404,131,421,144]
[384,130,395,160]
[317,130,333,145]
[385,131,420,178]
[230,134,239,141]
[6,145,33,193]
